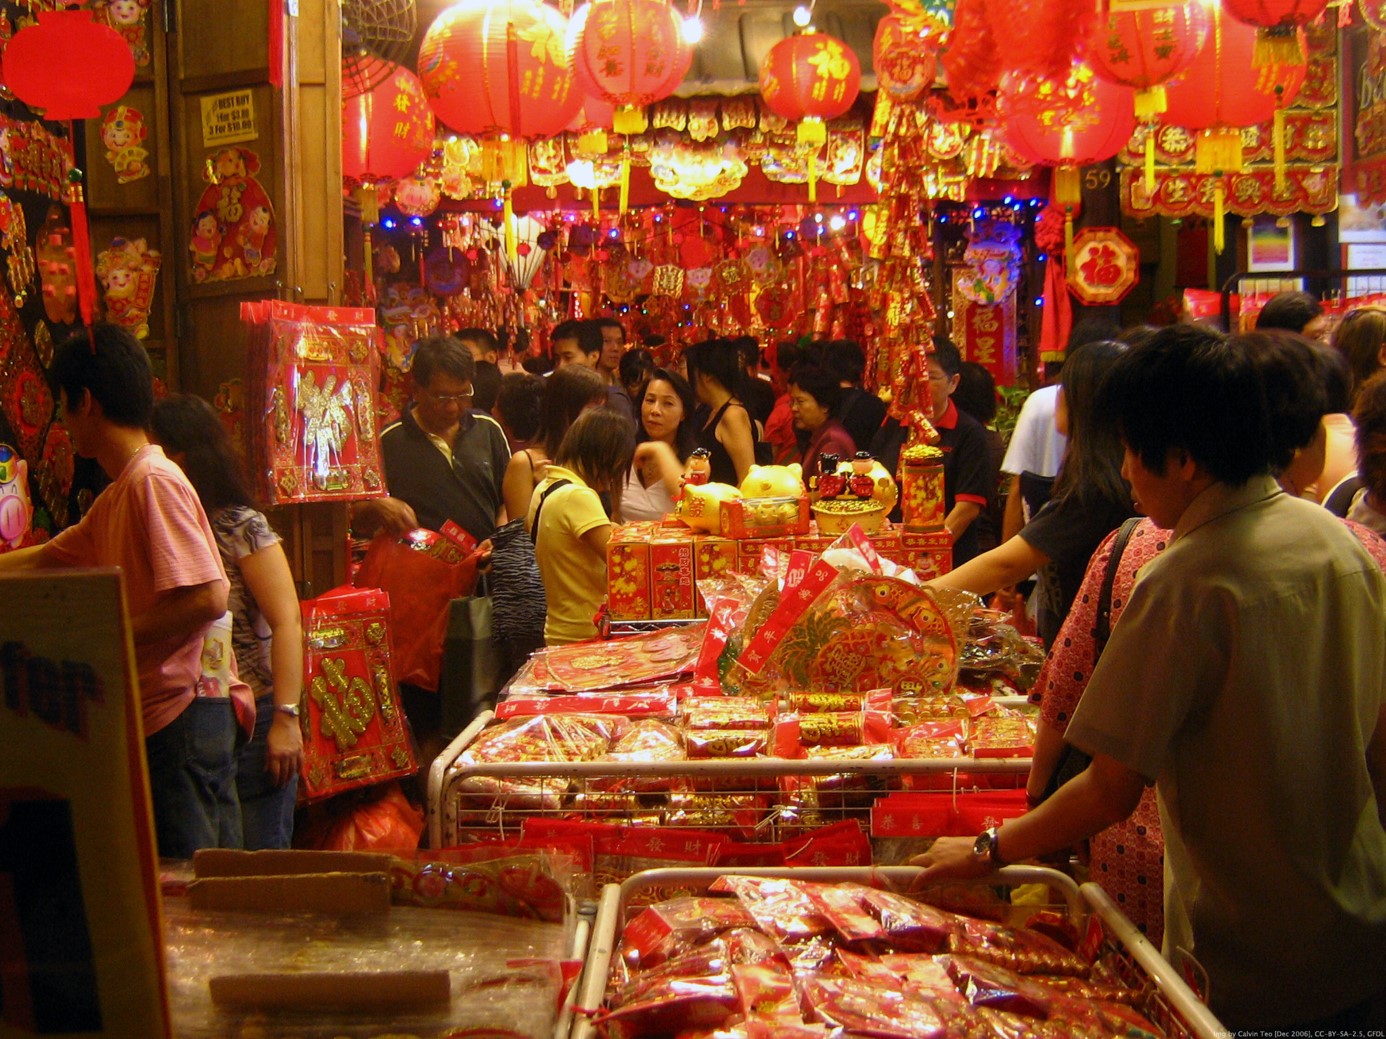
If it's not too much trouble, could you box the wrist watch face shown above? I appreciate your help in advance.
[275,703,301,718]
[973,829,996,861]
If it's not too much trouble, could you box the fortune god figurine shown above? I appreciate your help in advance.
[739,462,805,499]
[813,453,847,501]
[683,447,712,488]
[837,451,898,515]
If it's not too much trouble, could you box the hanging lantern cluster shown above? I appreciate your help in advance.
[342,62,436,184]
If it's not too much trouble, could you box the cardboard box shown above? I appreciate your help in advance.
[718,495,810,539]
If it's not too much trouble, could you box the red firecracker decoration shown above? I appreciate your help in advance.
[570,0,691,136]
[759,31,862,146]
[873,14,936,102]
[939,0,999,105]
[417,0,583,138]
[342,62,436,184]
[2,8,134,120]
[1085,1,1209,118]
[1222,0,1328,65]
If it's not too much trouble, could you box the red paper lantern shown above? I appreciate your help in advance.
[2,9,134,120]
[873,14,937,103]
[1085,1,1209,118]
[759,32,862,145]
[417,0,583,138]
[571,0,692,135]
[1161,9,1305,131]
[1003,64,1137,167]
[1222,0,1328,65]
[342,62,436,184]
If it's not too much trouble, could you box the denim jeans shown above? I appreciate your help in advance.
[236,693,297,849]
[144,696,241,858]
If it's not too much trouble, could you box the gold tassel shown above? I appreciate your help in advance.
[1054,166,1081,207]
[576,128,608,156]
[1064,205,1075,270]
[1273,106,1287,193]
[503,190,517,265]
[1195,128,1243,174]
[1144,129,1157,195]
[613,106,647,135]
[1253,26,1305,67]
[1212,175,1226,254]
[619,145,631,214]
[1133,85,1167,120]
[798,117,827,146]
[808,150,818,204]
[592,185,600,221]
[362,227,375,299]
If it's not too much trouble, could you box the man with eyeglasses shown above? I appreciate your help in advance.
[355,334,510,543]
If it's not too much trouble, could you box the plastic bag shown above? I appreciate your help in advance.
[297,782,424,851]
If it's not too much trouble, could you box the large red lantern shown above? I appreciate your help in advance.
[1085,1,1209,118]
[1222,0,1328,65]
[571,0,692,135]
[2,8,134,120]
[1003,64,1137,168]
[342,62,436,184]
[417,0,583,139]
[759,31,862,146]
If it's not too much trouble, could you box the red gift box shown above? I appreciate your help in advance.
[718,495,810,539]
[299,585,417,802]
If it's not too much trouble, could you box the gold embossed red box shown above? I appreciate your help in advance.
[608,524,739,620]
[649,537,696,619]
[901,531,954,580]
[299,586,416,802]
[735,537,796,576]
[606,522,659,621]
[718,495,810,539]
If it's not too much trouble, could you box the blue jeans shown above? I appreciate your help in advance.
[236,693,298,849]
[144,696,241,858]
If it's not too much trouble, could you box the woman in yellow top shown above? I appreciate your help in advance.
[526,408,634,645]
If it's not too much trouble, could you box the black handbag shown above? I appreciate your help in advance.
[437,572,506,736]
[1038,517,1142,802]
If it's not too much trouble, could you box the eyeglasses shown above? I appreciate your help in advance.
[425,387,473,405]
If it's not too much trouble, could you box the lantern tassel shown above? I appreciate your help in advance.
[363,227,376,303]
[1064,205,1075,271]
[1144,128,1156,196]
[67,177,96,330]
[1053,166,1081,207]
[503,190,517,266]
[797,117,827,147]
[1195,128,1243,175]
[1213,175,1226,255]
[613,106,647,135]
[1133,85,1167,121]
[808,150,818,204]
[1253,25,1305,67]
[592,186,601,222]
[619,145,631,214]
[1273,106,1287,193]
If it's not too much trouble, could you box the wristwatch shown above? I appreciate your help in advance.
[273,702,301,718]
[973,826,1006,867]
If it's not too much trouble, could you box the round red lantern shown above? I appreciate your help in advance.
[873,14,937,103]
[1222,0,1327,65]
[3,8,135,120]
[1003,64,1137,167]
[417,0,583,138]
[1085,1,1209,118]
[342,62,436,184]
[570,0,691,136]
[759,31,862,145]
[1161,9,1305,131]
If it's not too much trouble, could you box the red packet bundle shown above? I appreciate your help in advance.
[799,974,954,1039]
[299,586,416,802]
[876,953,967,1001]
[665,791,771,838]
[948,917,1093,977]
[896,720,967,792]
[939,953,1059,1017]
[241,300,386,504]
[387,851,567,921]
[595,718,686,791]
[597,975,738,1039]
[539,624,707,692]
[494,692,678,721]
[857,886,958,952]
[893,692,971,728]
[971,708,1037,758]
[684,728,768,759]
[621,897,757,968]
[782,820,873,867]
[683,696,773,730]
[709,876,832,942]
[793,881,884,943]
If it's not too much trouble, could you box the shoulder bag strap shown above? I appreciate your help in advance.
[529,479,572,545]
[1094,517,1143,656]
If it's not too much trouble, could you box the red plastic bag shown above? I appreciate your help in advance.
[354,529,482,691]
[297,782,424,851]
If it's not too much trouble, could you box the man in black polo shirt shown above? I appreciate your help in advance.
[355,334,510,543]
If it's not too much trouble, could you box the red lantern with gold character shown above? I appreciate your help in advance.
[342,62,436,184]
[417,0,583,139]
[571,0,692,136]
[1003,64,1137,169]
[1085,1,1209,118]
[759,31,862,146]
[1222,0,1327,65]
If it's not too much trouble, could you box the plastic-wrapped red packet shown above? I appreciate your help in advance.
[856,886,958,952]
[792,881,884,942]
[494,692,678,720]
[800,974,953,1039]
[693,595,744,695]
[683,696,773,730]
[1032,975,1145,1006]
[664,792,771,839]
[710,875,832,941]
[617,944,731,1006]
[597,974,739,1039]
[596,718,686,792]
[731,960,800,1019]
[722,926,787,967]
[877,953,968,1002]
[620,897,757,968]
[970,708,1036,759]
[836,946,903,983]
[744,1019,834,1039]
[938,953,1059,1018]
[685,728,769,759]
[948,917,1092,977]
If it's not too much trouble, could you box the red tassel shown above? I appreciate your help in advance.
[268,0,284,88]
[63,131,97,340]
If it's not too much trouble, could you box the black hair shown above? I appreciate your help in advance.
[1117,324,1162,349]
[150,393,256,512]
[619,348,655,388]
[535,364,607,457]
[50,323,154,428]
[1354,370,1386,504]
[411,334,475,387]
[1240,331,1328,472]
[1067,315,1121,350]
[824,339,867,385]
[733,335,760,371]
[1051,340,1129,513]
[551,319,603,359]
[685,338,743,396]
[495,372,546,443]
[788,364,843,416]
[930,337,962,378]
[595,317,625,343]
[1310,339,1352,414]
[1256,291,1323,335]
[954,361,998,426]
[635,367,698,462]
[1105,325,1274,485]
[456,327,500,357]
[472,359,502,412]
[522,353,555,375]
[555,406,635,492]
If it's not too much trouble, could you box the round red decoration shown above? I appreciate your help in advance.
[417,0,583,138]
[3,9,135,120]
[759,32,862,141]
[1222,0,1328,33]
[571,0,691,114]
[1085,2,1209,117]
[939,0,1000,105]
[342,62,436,184]
[1003,63,1136,166]
[873,15,936,103]
[1067,227,1140,305]
[1161,8,1305,130]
